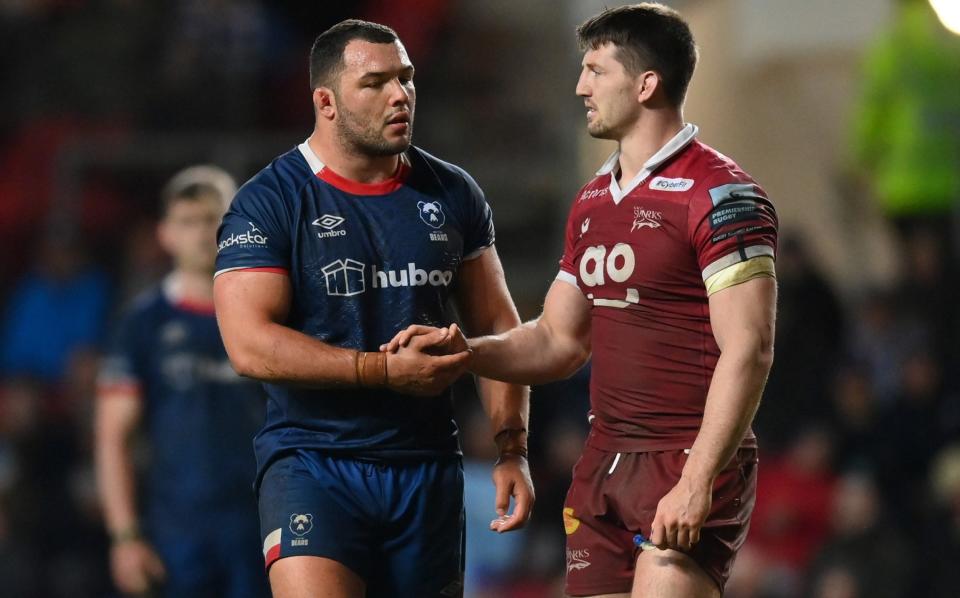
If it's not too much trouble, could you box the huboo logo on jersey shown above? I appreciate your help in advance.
[321,259,453,296]
[631,206,663,231]
[218,221,268,252]
[312,214,346,239]
[649,176,694,192]
[289,513,312,547]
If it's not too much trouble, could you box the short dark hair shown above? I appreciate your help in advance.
[161,165,236,217]
[577,3,698,107]
[309,19,399,90]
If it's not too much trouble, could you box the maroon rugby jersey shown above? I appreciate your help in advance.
[558,125,778,452]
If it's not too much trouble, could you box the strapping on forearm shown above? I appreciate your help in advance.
[355,351,388,388]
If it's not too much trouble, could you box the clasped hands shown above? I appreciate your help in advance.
[378,323,471,396]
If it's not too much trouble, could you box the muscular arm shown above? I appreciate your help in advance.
[682,275,777,484]
[455,247,534,532]
[214,270,469,394]
[468,278,592,385]
[213,270,356,385]
[650,275,776,550]
[456,247,528,432]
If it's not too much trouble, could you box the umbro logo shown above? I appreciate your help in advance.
[312,214,347,239]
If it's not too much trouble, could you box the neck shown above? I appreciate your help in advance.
[308,129,400,183]
[615,108,684,183]
[168,269,214,303]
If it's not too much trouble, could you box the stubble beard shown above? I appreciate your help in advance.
[336,103,413,157]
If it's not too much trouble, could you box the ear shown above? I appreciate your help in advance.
[417,201,426,209]
[313,87,337,122]
[636,71,660,104]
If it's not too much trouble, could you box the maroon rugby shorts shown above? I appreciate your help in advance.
[563,445,758,595]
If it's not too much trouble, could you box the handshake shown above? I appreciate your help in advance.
[374,324,473,396]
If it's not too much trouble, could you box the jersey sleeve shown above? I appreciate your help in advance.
[457,169,496,260]
[556,193,582,288]
[97,310,144,396]
[215,177,292,277]
[689,177,778,295]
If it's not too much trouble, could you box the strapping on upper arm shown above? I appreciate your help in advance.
[704,256,775,296]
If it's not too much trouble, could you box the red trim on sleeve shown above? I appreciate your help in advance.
[317,161,410,196]
[264,544,282,571]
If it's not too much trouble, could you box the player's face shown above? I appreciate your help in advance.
[333,39,416,156]
[158,195,224,274]
[576,43,642,140]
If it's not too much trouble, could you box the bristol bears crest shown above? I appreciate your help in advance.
[289,513,314,536]
[417,201,446,228]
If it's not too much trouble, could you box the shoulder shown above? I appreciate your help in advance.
[681,141,772,209]
[408,146,481,194]
[232,147,312,212]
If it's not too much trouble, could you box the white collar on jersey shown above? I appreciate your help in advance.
[298,140,325,175]
[596,123,699,205]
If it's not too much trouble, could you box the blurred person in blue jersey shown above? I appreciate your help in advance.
[95,166,269,598]
[212,19,533,598]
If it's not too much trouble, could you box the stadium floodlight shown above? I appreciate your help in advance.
[930,0,960,35]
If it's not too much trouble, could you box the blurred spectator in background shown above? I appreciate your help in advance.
[759,235,845,453]
[0,229,110,381]
[873,350,948,523]
[738,426,838,597]
[806,472,911,598]
[848,0,960,241]
[828,364,883,473]
[846,288,925,405]
[920,443,960,597]
[94,166,267,598]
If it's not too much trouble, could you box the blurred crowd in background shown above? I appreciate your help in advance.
[0,0,958,597]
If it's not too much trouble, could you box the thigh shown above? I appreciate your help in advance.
[258,451,377,583]
[563,446,637,597]
[373,458,465,598]
[632,549,719,598]
[618,447,759,593]
[270,556,365,598]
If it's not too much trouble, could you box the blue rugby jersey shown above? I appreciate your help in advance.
[99,283,264,519]
[214,142,495,484]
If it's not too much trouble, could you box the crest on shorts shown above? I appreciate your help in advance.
[563,507,581,535]
[289,513,314,537]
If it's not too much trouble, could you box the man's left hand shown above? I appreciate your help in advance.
[649,475,712,551]
[489,455,534,533]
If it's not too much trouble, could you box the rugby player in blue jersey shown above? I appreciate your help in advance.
[213,20,534,598]
[96,166,269,598]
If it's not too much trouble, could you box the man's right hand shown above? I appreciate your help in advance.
[381,323,469,355]
[110,538,166,595]
[385,326,471,396]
